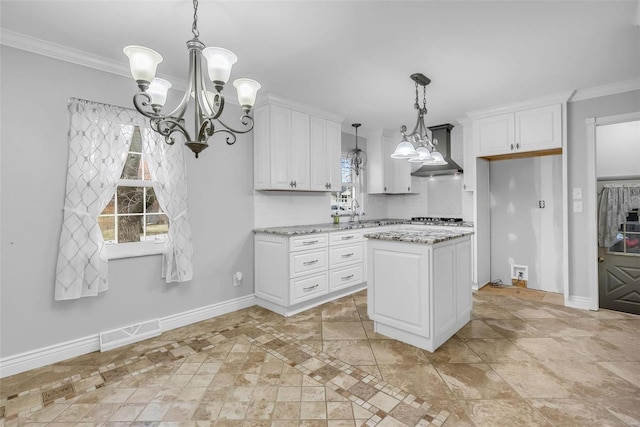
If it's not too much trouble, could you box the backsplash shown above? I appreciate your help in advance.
[254,191,332,228]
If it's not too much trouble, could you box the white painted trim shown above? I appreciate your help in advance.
[0,335,100,379]
[565,295,598,311]
[0,294,257,378]
[561,101,571,308]
[160,294,257,332]
[570,79,640,103]
[466,91,574,118]
[582,111,640,313]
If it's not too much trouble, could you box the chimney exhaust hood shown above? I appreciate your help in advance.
[411,124,463,177]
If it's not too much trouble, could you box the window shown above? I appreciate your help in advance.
[331,155,355,213]
[98,126,169,257]
[608,209,640,255]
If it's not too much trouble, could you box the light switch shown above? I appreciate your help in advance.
[572,187,583,200]
[573,201,583,213]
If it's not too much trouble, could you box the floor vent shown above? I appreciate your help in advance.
[99,319,161,352]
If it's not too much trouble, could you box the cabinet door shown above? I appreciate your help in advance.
[461,120,476,192]
[475,112,514,157]
[309,116,329,191]
[291,110,310,190]
[382,135,395,193]
[326,120,342,191]
[365,130,385,194]
[269,105,294,190]
[515,104,562,152]
[253,105,271,190]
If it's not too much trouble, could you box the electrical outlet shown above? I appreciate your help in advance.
[539,200,545,208]
[572,187,583,200]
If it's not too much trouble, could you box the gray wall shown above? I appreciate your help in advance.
[489,155,564,292]
[0,46,255,357]
[567,90,640,300]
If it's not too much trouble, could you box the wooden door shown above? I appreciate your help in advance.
[598,248,640,315]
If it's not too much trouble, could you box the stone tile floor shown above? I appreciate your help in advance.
[1,285,639,426]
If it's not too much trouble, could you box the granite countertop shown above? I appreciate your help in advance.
[364,228,474,245]
[253,219,409,235]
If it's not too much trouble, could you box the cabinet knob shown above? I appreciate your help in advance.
[516,142,520,150]
[384,186,387,192]
[463,184,467,190]
[510,143,514,151]
[294,180,297,187]
[408,186,410,192]
[328,183,332,189]
[289,180,294,187]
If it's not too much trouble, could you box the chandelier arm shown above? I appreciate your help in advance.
[214,114,255,135]
[153,117,192,145]
[211,128,238,146]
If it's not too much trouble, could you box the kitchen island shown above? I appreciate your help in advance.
[365,228,474,352]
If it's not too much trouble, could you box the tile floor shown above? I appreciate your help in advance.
[1,285,639,426]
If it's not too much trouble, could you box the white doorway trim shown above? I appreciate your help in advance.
[585,111,640,311]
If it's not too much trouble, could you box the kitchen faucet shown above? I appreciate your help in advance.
[350,199,361,223]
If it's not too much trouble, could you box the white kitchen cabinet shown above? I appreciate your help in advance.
[309,117,341,191]
[459,117,475,192]
[254,94,343,191]
[367,235,472,352]
[254,229,365,316]
[366,130,413,194]
[474,103,562,158]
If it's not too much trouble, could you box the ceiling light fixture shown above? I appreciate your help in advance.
[347,123,367,177]
[123,0,261,158]
[391,73,447,165]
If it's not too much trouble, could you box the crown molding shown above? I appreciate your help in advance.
[467,90,574,119]
[1,29,186,92]
[569,79,640,102]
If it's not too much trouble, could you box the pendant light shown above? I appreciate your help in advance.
[347,123,367,176]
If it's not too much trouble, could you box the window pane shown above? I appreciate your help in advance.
[146,214,169,240]
[117,215,143,243]
[341,157,352,184]
[102,195,116,215]
[117,186,144,214]
[129,125,142,153]
[98,216,115,243]
[146,187,162,213]
[120,153,143,179]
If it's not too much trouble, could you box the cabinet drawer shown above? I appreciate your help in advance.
[290,233,328,252]
[330,230,364,245]
[330,264,364,291]
[329,242,363,268]
[291,272,328,304]
[290,248,328,278]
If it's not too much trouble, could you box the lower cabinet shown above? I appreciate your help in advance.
[254,229,366,316]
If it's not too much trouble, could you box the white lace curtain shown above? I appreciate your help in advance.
[598,184,640,248]
[55,98,193,301]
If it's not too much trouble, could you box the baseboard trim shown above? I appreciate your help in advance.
[564,295,598,311]
[0,294,258,379]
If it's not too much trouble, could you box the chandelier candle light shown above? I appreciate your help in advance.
[123,0,261,158]
[391,73,446,165]
[347,123,367,177]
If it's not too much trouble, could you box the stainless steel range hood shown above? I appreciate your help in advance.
[411,124,463,177]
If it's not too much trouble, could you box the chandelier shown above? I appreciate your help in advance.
[347,123,367,177]
[123,0,261,158]
[390,73,446,165]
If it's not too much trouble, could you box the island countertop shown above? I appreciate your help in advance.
[364,228,474,245]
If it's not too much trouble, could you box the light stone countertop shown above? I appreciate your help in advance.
[253,219,475,236]
[252,219,409,236]
[364,228,474,245]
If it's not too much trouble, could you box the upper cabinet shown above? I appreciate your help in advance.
[458,117,475,192]
[309,117,342,191]
[366,130,413,194]
[254,94,343,191]
[470,92,572,160]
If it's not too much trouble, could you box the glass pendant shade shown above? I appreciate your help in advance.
[391,139,418,159]
[202,47,238,84]
[424,151,448,165]
[408,146,434,163]
[147,78,172,106]
[123,45,163,83]
[233,78,262,108]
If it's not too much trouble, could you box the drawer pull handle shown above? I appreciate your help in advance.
[341,253,354,258]
[341,274,354,281]
[303,284,319,292]
[302,240,319,245]
[303,259,319,266]
[341,236,354,240]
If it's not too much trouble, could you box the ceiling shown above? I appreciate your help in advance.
[2,1,639,136]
